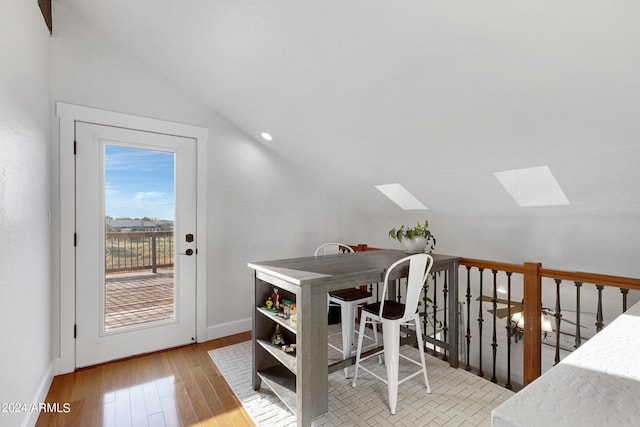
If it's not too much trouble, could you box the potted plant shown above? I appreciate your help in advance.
[388,220,436,254]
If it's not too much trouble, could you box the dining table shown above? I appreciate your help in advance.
[248,249,461,426]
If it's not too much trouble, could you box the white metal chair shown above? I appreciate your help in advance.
[351,253,433,415]
[315,243,376,378]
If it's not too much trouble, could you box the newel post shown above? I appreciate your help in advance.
[523,262,542,385]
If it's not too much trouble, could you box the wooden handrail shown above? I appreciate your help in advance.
[106,231,173,239]
[540,268,640,290]
[460,258,524,274]
[348,244,383,252]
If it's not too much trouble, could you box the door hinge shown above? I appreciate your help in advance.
[74,324,77,339]
[74,233,77,247]
[73,140,77,155]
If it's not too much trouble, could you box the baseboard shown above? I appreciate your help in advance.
[206,317,251,341]
[21,361,54,427]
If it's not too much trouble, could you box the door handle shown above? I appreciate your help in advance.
[180,249,194,256]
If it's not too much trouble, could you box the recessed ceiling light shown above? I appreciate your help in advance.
[375,183,428,210]
[494,165,570,207]
[260,132,273,141]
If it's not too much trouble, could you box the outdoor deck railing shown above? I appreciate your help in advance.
[105,231,174,273]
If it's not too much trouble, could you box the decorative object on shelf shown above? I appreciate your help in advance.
[263,290,285,312]
[271,324,285,346]
[283,300,294,316]
[388,220,436,254]
[272,288,280,310]
[281,343,297,354]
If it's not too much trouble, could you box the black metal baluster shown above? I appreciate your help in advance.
[423,277,429,345]
[151,235,157,273]
[130,236,133,268]
[477,268,484,378]
[491,270,498,383]
[442,270,449,362]
[432,272,438,352]
[465,266,472,371]
[396,279,402,303]
[574,281,582,349]
[505,272,513,390]
[554,279,562,365]
[596,285,604,332]
[164,234,168,266]
[117,236,121,269]
[621,288,629,313]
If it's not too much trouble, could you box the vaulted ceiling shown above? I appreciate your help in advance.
[55,1,640,222]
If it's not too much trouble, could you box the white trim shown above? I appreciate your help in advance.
[56,102,209,374]
[206,318,252,341]
[21,362,54,427]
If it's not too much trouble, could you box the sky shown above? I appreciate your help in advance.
[105,145,175,220]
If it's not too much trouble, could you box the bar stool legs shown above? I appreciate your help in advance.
[414,314,431,393]
[351,253,434,415]
[352,312,431,415]
[382,320,400,414]
[329,296,378,378]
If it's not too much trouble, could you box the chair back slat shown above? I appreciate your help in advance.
[314,243,355,256]
[380,254,434,320]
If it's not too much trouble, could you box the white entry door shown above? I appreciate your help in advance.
[75,122,197,368]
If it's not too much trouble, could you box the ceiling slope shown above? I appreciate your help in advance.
[55,0,640,221]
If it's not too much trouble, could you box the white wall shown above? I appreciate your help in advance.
[366,210,640,279]
[50,3,373,359]
[0,2,53,427]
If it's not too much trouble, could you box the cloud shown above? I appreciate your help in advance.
[134,191,165,200]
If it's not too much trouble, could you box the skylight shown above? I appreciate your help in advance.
[375,183,428,210]
[494,166,570,207]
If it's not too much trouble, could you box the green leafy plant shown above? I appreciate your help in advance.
[389,220,440,329]
[388,220,436,252]
[418,298,443,331]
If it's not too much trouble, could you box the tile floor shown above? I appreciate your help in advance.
[211,326,515,426]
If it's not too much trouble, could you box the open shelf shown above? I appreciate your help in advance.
[257,365,297,416]
[256,307,297,334]
[257,339,297,374]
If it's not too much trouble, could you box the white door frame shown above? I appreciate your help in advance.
[56,102,208,374]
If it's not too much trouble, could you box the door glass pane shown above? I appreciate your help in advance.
[103,145,175,332]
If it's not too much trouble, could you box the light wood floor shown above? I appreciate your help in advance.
[36,331,255,427]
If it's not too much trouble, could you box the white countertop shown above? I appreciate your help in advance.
[492,300,640,427]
